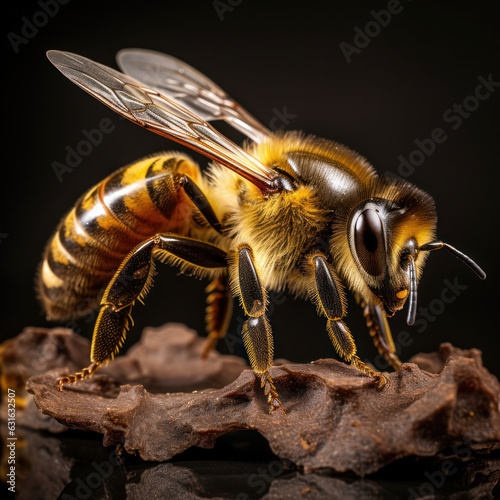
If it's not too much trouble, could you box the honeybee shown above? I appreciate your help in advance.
[39,49,486,413]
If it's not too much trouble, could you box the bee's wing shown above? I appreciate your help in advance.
[116,48,270,144]
[46,50,276,191]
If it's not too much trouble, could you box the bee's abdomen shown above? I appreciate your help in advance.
[37,154,201,320]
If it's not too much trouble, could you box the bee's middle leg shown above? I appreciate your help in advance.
[231,246,285,414]
[307,253,388,388]
[57,234,227,390]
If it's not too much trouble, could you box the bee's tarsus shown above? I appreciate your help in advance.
[350,357,388,389]
[56,362,100,391]
[259,371,286,415]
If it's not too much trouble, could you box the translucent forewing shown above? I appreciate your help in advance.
[46,50,276,191]
[116,48,271,144]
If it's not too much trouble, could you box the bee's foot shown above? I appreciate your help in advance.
[56,362,100,391]
[259,371,286,415]
[350,356,389,389]
[373,372,389,389]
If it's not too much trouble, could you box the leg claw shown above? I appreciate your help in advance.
[57,377,69,391]
[374,373,389,389]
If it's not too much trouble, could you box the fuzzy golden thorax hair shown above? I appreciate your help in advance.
[208,132,437,315]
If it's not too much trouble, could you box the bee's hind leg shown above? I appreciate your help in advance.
[306,253,389,388]
[57,234,227,391]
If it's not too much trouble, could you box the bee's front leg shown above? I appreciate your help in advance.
[306,253,388,388]
[362,302,402,370]
[230,246,285,414]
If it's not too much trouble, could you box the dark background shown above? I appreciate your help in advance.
[2,0,499,376]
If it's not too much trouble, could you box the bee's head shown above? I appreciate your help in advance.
[335,176,485,324]
[347,190,433,321]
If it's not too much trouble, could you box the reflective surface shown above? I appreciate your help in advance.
[2,427,499,499]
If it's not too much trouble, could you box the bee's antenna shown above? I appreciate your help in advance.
[419,241,486,280]
[407,256,417,326]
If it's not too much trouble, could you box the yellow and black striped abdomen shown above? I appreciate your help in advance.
[37,153,203,320]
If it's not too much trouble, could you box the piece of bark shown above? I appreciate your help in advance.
[0,323,248,432]
[25,328,500,475]
[0,326,90,433]
[408,342,485,374]
[0,323,248,395]
[0,326,90,397]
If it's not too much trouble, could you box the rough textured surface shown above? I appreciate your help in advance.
[0,326,90,433]
[19,324,500,475]
[0,323,247,394]
[0,326,90,396]
[0,323,248,432]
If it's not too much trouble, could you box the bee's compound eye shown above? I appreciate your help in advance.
[355,209,386,276]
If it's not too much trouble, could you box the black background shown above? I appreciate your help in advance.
[2,0,499,377]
